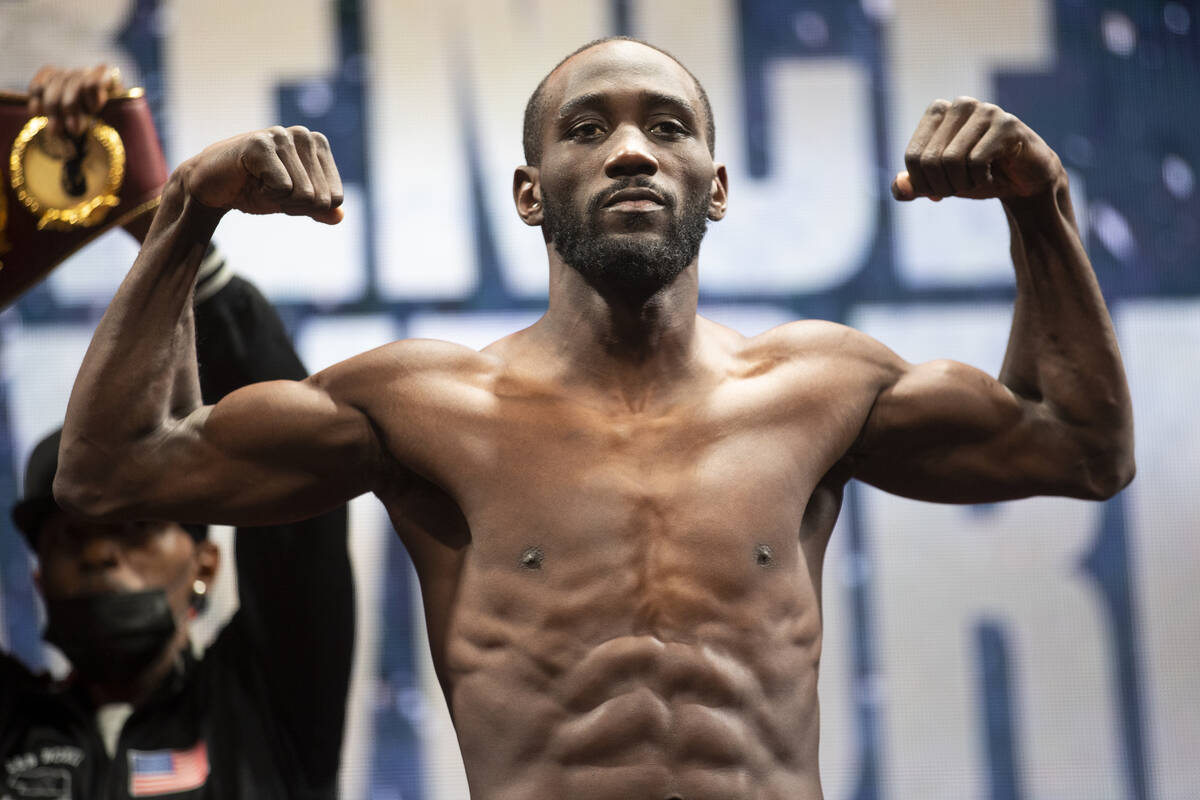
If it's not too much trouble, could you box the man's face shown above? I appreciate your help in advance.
[36,512,213,626]
[532,41,726,296]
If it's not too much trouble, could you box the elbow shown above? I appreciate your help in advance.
[52,464,130,522]
[53,439,134,521]
[1082,457,1135,501]
[53,471,113,520]
[1077,435,1136,501]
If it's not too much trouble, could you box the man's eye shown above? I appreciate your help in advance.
[651,120,688,137]
[569,122,605,140]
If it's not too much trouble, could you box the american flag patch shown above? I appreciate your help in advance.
[127,740,209,796]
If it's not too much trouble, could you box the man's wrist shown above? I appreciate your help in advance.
[165,163,227,224]
[1001,170,1074,229]
[154,167,226,241]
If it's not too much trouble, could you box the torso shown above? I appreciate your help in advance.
[371,317,879,800]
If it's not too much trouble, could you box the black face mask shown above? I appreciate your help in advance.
[43,589,177,684]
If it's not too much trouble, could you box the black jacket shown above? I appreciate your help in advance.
[0,273,354,799]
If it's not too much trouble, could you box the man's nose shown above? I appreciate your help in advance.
[76,534,122,572]
[604,125,659,178]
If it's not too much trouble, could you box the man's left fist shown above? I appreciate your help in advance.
[891,97,1065,203]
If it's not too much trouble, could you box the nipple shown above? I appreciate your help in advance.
[519,545,545,570]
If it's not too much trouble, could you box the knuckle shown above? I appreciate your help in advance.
[926,98,949,114]
[919,150,943,170]
[250,130,273,149]
[951,95,977,111]
[247,132,275,158]
[268,124,289,141]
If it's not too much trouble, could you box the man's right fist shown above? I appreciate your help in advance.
[180,126,344,225]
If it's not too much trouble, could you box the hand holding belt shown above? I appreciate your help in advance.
[0,87,167,307]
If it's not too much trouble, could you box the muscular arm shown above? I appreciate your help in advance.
[55,127,380,525]
[849,98,1134,503]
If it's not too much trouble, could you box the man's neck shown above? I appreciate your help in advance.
[534,256,704,403]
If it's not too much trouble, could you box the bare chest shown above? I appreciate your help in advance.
[467,398,807,535]
[407,384,850,608]
[379,369,858,641]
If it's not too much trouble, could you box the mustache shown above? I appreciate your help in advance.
[587,177,676,214]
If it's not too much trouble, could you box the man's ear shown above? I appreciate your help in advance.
[708,163,729,221]
[513,166,543,226]
[194,539,220,587]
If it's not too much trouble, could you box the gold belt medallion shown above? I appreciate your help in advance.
[9,116,126,232]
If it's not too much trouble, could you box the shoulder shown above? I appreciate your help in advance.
[307,338,504,400]
[720,319,908,383]
[0,650,48,710]
[0,649,38,685]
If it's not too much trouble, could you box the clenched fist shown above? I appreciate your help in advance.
[179,126,344,225]
[892,97,1064,203]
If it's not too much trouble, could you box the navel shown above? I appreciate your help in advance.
[519,545,545,570]
[754,543,774,568]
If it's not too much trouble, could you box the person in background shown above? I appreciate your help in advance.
[0,65,354,800]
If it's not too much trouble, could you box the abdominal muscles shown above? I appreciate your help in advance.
[441,533,826,800]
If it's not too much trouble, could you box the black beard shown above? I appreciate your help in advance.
[542,177,711,299]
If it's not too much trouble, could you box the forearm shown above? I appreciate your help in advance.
[57,169,225,515]
[998,177,1134,480]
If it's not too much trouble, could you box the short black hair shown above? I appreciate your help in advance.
[521,36,716,165]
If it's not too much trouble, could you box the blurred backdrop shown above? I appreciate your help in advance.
[1,1,1197,798]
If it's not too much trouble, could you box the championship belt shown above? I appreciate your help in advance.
[0,88,167,307]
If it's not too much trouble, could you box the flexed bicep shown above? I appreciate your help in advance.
[850,357,1120,503]
[870,98,1133,502]
[57,373,381,526]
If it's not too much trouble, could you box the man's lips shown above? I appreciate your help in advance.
[602,187,666,210]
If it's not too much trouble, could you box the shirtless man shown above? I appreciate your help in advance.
[56,37,1134,799]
